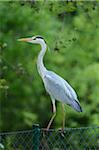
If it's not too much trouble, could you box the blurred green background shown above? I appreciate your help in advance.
[0,1,99,131]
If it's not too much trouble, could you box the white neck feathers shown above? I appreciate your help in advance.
[37,40,47,78]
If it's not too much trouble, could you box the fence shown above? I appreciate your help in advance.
[0,125,99,150]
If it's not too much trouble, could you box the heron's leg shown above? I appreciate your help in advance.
[47,98,56,130]
[62,104,65,130]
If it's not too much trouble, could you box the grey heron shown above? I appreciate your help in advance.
[18,35,82,130]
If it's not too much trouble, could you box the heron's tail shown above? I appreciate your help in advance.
[71,99,83,112]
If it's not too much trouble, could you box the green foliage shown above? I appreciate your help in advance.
[0,1,99,131]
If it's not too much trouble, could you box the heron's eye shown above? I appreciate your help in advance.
[33,37,36,40]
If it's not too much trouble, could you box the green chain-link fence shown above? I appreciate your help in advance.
[0,125,99,150]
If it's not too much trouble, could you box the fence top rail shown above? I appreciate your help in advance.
[0,125,99,136]
[41,126,99,132]
[0,129,33,136]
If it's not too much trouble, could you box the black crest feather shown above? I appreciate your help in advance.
[36,36,44,39]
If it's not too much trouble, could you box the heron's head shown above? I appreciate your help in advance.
[18,35,46,45]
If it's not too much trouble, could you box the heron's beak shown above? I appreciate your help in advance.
[18,38,32,42]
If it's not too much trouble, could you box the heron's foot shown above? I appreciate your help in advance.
[58,127,65,138]
[42,128,49,131]
[58,127,65,131]
[42,125,52,131]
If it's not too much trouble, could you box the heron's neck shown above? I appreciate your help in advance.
[37,42,47,78]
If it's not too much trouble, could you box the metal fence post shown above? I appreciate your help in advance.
[33,124,41,150]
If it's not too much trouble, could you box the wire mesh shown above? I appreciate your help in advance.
[0,126,99,150]
[0,130,34,150]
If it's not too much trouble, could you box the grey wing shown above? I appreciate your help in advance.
[43,71,78,104]
[43,71,82,112]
